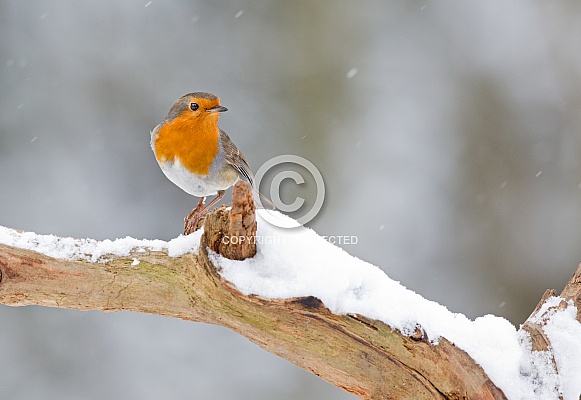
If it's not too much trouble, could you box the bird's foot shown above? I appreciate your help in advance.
[184,211,208,235]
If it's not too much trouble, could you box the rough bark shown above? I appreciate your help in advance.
[0,184,579,399]
[205,182,257,260]
[517,265,581,400]
[0,241,507,399]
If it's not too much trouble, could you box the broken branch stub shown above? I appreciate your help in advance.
[202,181,257,260]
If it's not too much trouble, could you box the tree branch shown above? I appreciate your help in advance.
[0,238,506,399]
[1,183,579,399]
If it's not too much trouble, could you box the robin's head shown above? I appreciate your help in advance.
[165,92,228,123]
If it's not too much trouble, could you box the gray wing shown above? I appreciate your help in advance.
[220,129,254,187]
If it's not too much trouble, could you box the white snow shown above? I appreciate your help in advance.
[214,210,581,400]
[0,226,202,262]
[538,299,581,399]
[1,211,580,399]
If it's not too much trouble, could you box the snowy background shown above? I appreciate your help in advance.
[1,1,581,399]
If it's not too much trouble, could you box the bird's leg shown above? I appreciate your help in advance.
[184,190,226,235]
[185,197,205,223]
[184,197,205,235]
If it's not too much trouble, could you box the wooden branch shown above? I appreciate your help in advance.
[559,264,581,318]
[517,262,581,400]
[521,264,581,350]
[1,184,578,399]
[205,182,257,260]
[0,240,506,399]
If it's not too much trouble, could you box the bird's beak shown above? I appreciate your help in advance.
[206,105,228,113]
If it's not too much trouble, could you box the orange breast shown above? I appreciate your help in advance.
[154,114,220,176]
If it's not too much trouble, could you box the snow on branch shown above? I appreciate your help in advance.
[1,183,580,399]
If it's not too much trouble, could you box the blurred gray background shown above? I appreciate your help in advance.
[1,1,581,399]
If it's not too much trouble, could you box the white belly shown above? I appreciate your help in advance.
[158,157,237,197]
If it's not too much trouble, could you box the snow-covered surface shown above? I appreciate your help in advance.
[1,211,580,399]
[535,297,581,400]
[215,210,581,400]
[0,226,202,262]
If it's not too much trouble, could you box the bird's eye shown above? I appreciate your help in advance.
[190,102,199,111]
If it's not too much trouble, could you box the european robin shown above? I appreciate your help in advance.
[151,92,262,234]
